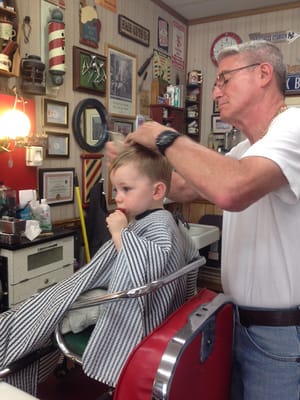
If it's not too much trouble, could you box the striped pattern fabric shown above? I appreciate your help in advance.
[0,209,198,392]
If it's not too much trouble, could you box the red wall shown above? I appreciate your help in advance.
[0,94,37,201]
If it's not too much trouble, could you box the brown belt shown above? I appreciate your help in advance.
[238,307,300,327]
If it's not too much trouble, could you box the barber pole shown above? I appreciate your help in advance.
[48,8,65,86]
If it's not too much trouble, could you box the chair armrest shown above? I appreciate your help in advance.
[68,257,206,311]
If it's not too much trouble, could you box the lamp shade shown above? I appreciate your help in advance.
[0,109,31,139]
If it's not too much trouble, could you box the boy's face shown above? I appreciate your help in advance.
[110,162,162,219]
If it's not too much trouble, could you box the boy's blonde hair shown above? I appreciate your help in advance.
[110,144,172,193]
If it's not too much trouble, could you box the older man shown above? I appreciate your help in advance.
[106,40,300,399]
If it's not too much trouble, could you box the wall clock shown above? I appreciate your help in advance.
[210,32,242,66]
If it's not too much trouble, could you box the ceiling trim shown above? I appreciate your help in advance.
[150,0,188,25]
[188,1,300,25]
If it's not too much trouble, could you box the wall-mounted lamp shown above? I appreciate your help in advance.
[0,86,31,152]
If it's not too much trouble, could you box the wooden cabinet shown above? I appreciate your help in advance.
[150,104,185,132]
[0,230,74,310]
[185,83,202,141]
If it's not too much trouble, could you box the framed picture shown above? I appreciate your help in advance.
[73,46,106,95]
[106,44,137,118]
[285,95,300,108]
[43,99,69,128]
[118,15,150,47]
[81,154,104,207]
[213,100,219,114]
[211,114,232,133]
[111,119,134,136]
[108,179,116,205]
[46,132,69,158]
[38,168,75,205]
[84,108,103,146]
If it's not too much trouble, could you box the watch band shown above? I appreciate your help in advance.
[155,130,182,155]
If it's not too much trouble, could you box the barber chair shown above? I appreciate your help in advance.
[55,257,234,399]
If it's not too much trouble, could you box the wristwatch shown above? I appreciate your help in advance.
[155,130,182,155]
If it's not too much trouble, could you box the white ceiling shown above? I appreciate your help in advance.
[160,0,299,22]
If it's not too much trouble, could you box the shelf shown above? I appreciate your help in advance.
[150,104,185,132]
[185,77,202,141]
[0,1,19,77]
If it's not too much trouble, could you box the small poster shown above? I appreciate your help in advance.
[153,49,171,83]
[172,20,185,70]
[158,17,169,53]
[80,5,101,48]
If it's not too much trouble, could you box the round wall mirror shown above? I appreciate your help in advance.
[72,98,108,152]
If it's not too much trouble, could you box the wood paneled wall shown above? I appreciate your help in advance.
[2,1,299,223]
[186,6,300,147]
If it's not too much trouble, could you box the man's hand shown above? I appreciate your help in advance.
[125,121,176,150]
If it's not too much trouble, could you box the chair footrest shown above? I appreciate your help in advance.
[62,325,95,357]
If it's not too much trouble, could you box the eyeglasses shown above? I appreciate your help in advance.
[213,63,260,91]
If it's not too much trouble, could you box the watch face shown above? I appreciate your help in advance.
[210,32,242,66]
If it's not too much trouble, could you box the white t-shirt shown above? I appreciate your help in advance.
[222,107,300,308]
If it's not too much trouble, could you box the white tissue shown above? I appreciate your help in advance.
[19,190,36,208]
[24,220,41,241]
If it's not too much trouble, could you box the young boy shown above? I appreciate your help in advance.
[82,144,199,388]
[0,145,198,395]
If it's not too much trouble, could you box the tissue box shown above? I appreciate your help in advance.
[0,217,26,234]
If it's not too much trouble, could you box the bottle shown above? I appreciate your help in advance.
[39,198,52,231]
[207,130,215,149]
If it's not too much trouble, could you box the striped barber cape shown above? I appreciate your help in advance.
[0,209,198,392]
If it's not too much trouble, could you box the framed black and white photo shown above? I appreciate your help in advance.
[46,132,69,158]
[43,99,69,128]
[106,44,137,118]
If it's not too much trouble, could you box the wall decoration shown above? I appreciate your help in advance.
[139,89,150,116]
[106,44,137,118]
[285,95,300,107]
[41,0,66,90]
[172,20,185,71]
[46,132,69,158]
[153,49,171,83]
[210,32,242,67]
[73,46,106,95]
[213,100,219,114]
[79,2,101,48]
[48,7,65,86]
[43,98,69,127]
[108,178,115,205]
[211,115,232,133]
[249,30,300,43]
[38,168,75,205]
[118,14,150,47]
[84,107,103,146]
[81,154,103,207]
[111,119,134,136]
[158,16,168,53]
[286,73,300,95]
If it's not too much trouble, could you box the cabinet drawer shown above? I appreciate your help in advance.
[8,236,74,284]
[9,264,73,307]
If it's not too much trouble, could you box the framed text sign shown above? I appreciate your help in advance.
[118,14,150,47]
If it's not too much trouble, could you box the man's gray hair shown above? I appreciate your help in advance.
[217,40,287,94]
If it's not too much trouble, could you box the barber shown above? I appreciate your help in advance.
[106,40,300,399]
